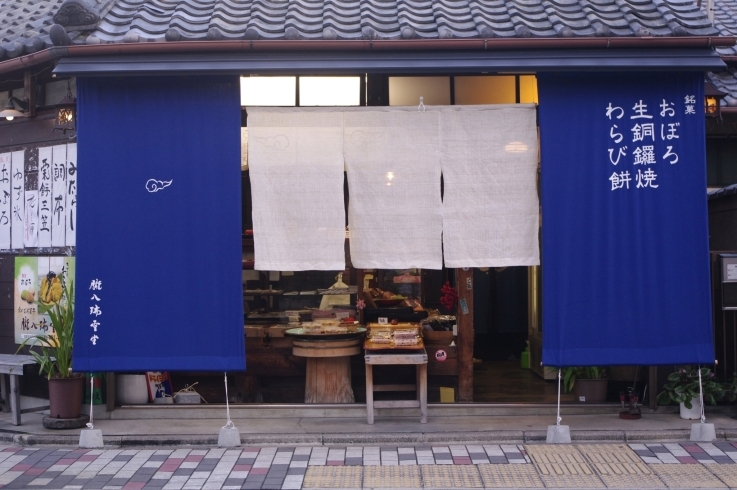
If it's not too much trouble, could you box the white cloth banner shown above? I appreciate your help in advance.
[344,109,443,269]
[441,105,539,267]
[247,108,346,271]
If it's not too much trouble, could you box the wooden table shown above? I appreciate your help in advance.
[0,354,43,425]
[364,349,428,424]
[291,337,362,403]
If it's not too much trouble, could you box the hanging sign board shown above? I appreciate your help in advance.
[73,76,245,372]
[14,256,75,344]
[539,72,713,366]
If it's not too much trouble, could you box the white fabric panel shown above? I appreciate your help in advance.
[247,108,346,271]
[344,109,443,269]
[441,104,540,267]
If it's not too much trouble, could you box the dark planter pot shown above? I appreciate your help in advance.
[48,376,84,419]
[573,379,608,403]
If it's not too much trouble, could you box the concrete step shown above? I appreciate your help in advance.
[109,403,675,420]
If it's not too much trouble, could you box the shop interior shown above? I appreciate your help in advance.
[175,74,611,405]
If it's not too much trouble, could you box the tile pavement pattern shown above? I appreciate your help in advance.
[1,443,737,489]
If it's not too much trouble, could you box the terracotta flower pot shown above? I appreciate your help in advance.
[573,379,608,403]
[48,376,85,419]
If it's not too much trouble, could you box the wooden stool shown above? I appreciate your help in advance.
[364,349,428,424]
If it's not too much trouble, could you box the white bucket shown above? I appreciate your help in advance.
[116,374,149,404]
[680,397,702,420]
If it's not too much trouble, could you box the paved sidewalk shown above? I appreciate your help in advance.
[3,443,737,489]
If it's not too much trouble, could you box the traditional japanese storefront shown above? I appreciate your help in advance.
[0,0,734,410]
[42,41,723,406]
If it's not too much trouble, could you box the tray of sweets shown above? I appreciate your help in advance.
[367,322,420,330]
[286,326,366,341]
[364,337,425,350]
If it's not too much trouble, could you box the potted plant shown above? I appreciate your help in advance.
[18,279,84,419]
[563,366,608,403]
[723,372,737,403]
[656,366,724,419]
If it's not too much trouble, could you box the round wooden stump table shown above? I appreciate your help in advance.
[291,337,362,404]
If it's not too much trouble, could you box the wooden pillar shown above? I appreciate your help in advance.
[24,70,36,118]
[356,269,365,324]
[106,373,116,411]
[648,366,658,410]
[456,268,474,402]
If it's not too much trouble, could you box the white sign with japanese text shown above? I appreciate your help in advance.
[0,153,11,249]
[65,144,77,247]
[23,190,38,248]
[37,146,53,248]
[10,151,24,250]
[51,145,66,247]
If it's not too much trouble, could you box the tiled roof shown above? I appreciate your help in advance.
[714,0,737,57]
[711,0,737,107]
[707,68,737,107]
[88,0,719,42]
[0,0,64,55]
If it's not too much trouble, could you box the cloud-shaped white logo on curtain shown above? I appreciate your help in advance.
[145,179,173,193]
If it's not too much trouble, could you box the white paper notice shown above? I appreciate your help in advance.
[728,264,737,281]
[23,190,38,248]
[65,143,77,246]
[10,151,24,250]
[37,147,52,248]
[51,145,66,247]
[0,153,11,249]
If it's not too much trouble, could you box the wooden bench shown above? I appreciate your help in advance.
[364,349,428,424]
[0,354,44,425]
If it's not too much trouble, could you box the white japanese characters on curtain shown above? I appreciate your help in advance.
[606,97,692,191]
[0,143,77,250]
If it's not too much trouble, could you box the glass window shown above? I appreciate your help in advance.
[519,75,538,104]
[454,76,516,105]
[389,77,450,106]
[300,77,360,106]
[45,79,77,106]
[240,76,296,106]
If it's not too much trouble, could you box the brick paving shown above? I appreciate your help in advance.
[0,443,735,488]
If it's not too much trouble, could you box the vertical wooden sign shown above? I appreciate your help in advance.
[10,151,24,250]
[65,143,77,247]
[0,153,11,249]
[37,147,52,248]
[51,145,66,247]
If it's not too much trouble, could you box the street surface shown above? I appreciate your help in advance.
[1,442,737,489]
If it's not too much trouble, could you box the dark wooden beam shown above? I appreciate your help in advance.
[24,70,36,118]
[456,268,474,402]
[648,366,657,410]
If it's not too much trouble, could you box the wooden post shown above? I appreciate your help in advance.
[649,366,658,410]
[106,373,116,412]
[357,269,365,325]
[456,268,474,402]
[9,374,20,425]
[0,374,8,413]
[24,70,36,118]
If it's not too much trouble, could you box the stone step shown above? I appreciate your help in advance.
[109,403,664,420]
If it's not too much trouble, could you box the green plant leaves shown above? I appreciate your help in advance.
[17,280,74,380]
